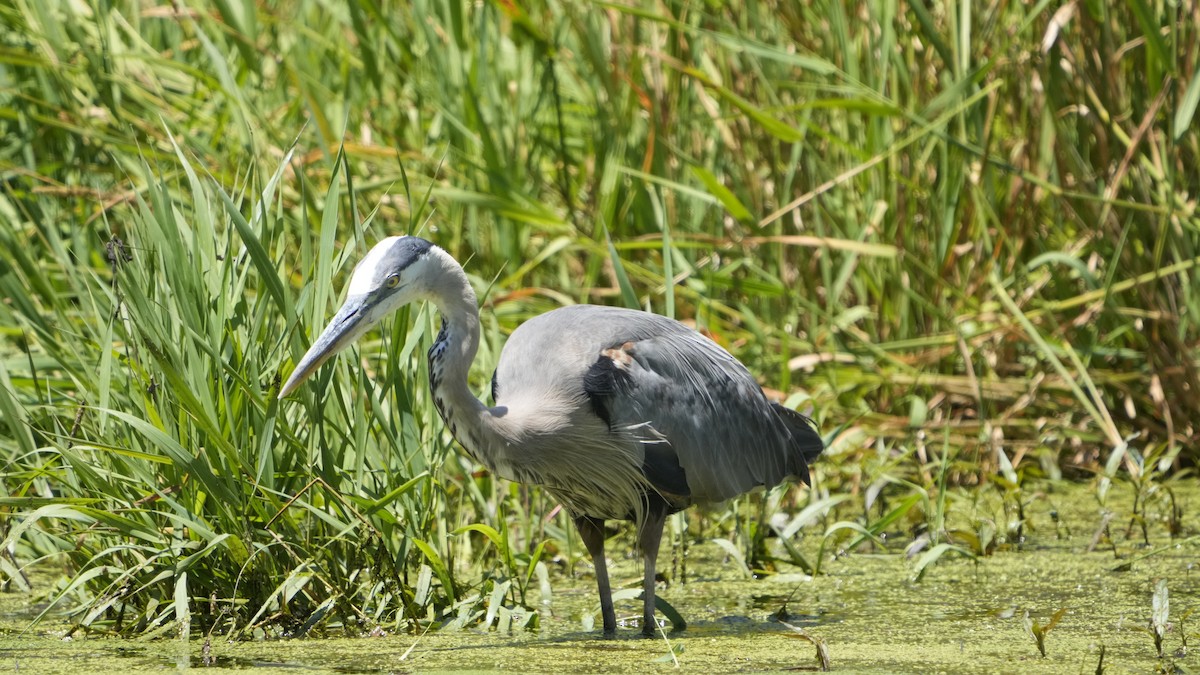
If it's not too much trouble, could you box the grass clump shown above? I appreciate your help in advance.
[0,0,1197,637]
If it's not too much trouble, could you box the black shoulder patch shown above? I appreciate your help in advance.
[489,369,499,405]
[642,444,691,498]
[582,354,627,429]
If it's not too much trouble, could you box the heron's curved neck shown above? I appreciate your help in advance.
[424,248,495,459]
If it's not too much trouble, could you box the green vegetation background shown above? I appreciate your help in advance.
[0,0,1197,639]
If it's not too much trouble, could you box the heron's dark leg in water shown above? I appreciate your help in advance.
[638,500,669,637]
[576,515,617,637]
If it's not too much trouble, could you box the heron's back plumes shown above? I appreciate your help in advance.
[771,403,824,484]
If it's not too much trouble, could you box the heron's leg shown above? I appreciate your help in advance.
[574,515,616,637]
[637,500,669,637]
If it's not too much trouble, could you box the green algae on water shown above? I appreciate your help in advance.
[2,481,1197,674]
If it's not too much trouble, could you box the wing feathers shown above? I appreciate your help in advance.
[590,331,823,503]
[494,304,823,516]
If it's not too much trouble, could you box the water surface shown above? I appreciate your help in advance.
[1,481,1195,673]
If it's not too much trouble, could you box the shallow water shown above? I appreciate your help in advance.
[1,481,1196,673]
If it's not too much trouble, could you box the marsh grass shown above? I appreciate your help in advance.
[1023,607,1067,658]
[0,0,1197,638]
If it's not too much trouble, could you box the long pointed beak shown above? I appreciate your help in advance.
[278,295,375,398]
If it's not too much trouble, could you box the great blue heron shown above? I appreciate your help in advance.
[279,235,823,637]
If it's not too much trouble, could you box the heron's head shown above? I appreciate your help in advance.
[278,235,435,398]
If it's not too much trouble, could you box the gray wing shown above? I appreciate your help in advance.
[584,330,820,504]
[493,304,821,506]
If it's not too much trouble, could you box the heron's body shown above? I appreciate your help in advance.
[281,236,822,637]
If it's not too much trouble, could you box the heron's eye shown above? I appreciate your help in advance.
[385,274,401,289]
